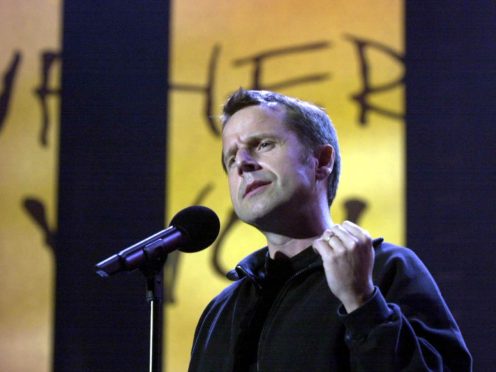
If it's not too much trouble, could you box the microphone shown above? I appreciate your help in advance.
[95,205,220,278]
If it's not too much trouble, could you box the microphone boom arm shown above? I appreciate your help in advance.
[95,226,186,278]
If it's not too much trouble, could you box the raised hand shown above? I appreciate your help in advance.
[313,221,375,313]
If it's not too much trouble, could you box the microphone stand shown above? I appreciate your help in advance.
[95,206,220,371]
[140,255,166,372]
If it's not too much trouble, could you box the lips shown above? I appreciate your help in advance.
[243,180,272,198]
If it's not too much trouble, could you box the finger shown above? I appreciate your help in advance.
[312,231,335,259]
[321,227,348,254]
[328,224,358,251]
[312,239,332,259]
[327,234,346,254]
[341,220,372,245]
[321,230,334,242]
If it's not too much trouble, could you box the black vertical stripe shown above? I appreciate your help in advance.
[406,1,496,369]
[55,1,170,370]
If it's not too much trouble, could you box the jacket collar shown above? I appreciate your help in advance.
[226,247,268,283]
[226,237,384,283]
[226,246,323,287]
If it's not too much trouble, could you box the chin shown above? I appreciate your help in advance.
[235,202,274,225]
[236,200,293,232]
[236,209,270,227]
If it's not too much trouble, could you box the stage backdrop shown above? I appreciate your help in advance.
[166,0,404,370]
[0,1,403,371]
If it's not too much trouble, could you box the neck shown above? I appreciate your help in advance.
[264,233,318,258]
[263,212,333,259]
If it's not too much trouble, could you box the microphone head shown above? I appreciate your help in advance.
[170,205,220,252]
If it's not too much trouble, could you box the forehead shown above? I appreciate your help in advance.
[222,104,288,144]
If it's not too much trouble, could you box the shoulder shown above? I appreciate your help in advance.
[373,241,438,289]
[373,241,446,302]
[212,278,249,303]
[192,275,257,348]
[196,248,267,328]
[374,241,429,274]
[200,275,255,319]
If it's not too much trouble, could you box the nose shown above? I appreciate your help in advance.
[235,148,260,175]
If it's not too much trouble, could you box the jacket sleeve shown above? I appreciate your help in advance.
[337,244,472,371]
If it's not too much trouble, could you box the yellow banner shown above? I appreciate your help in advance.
[0,1,61,371]
[168,0,404,370]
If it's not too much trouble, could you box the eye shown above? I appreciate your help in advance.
[257,140,274,151]
[225,156,235,169]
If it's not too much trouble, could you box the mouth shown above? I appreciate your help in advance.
[243,180,272,198]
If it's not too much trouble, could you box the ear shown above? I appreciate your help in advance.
[314,144,334,180]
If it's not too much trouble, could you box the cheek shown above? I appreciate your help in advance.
[228,175,239,199]
[282,161,314,188]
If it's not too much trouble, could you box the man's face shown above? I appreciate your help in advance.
[222,104,319,232]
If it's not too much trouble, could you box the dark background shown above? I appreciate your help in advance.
[406,1,496,369]
[54,0,495,370]
[55,1,169,371]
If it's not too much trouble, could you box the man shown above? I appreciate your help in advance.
[189,89,472,371]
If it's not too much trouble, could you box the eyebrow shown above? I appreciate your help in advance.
[222,132,279,168]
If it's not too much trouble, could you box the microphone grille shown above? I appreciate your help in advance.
[170,205,220,252]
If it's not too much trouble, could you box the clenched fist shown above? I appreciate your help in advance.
[313,221,375,313]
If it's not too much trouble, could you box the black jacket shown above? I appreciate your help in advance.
[189,241,472,371]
